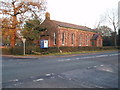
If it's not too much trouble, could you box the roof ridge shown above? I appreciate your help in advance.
[51,20,92,31]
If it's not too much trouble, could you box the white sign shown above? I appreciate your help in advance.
[44,40,48,48]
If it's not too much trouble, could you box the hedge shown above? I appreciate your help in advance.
[2,46,119,55]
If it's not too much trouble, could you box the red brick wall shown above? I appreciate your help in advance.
[40,27,103,47]
[53,27,101,47]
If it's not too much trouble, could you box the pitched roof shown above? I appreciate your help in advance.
[52,20,93,31]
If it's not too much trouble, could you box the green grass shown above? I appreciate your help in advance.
[44,49,118,56]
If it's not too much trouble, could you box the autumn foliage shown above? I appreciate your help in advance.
[0,0,46,47]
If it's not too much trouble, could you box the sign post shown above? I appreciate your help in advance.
[22,38,26,55]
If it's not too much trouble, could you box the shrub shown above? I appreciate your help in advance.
[2,47,11,55]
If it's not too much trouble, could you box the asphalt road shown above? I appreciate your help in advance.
[2,51,119,88]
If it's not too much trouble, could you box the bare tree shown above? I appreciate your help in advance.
[94,15,106,29]
[0,0,46,47]
[104,8,118,46]
[97,26,112,36]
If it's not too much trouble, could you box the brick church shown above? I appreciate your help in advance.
[40,12,103,47]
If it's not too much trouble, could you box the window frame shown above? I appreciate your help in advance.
[79,34,82,46]
[71,33,74,45]
[62,32,65,45]
[54,32,56,45]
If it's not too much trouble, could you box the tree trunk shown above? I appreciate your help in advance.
[10,34,16,48]
[114,33,117,47]
[113,22,117,47]
[10,13,17,47]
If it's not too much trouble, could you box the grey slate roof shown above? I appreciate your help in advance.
[52,20,93,31]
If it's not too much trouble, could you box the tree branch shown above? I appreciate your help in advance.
[0,9,13,16]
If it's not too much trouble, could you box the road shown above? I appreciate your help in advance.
[2,51,119,88]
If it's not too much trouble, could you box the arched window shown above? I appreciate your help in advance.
[86,35,89,46]
[72,33,74,45]
[54,32,56,45]
[79,34,82,46]
[62,32,65,45]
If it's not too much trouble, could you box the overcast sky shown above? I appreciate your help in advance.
[46,0,119,29]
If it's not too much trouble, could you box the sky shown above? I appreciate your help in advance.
[0,0,119,30]
[46,0,119,29]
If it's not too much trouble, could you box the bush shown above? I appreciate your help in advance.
[2,46,23,55]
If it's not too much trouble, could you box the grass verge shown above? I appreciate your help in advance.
[19,49,118,57]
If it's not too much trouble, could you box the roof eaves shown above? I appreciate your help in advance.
[58,25,95,32]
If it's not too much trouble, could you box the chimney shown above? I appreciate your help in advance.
[45,12,50,20]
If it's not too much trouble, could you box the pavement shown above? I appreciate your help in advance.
[2,51,119,88]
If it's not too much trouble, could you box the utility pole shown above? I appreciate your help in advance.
[118,1,120,30]
[118,1,120,46]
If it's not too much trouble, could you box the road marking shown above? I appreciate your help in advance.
[45,74,51,77]
[58,59,71,62]
[95,55,108,58]
[100,65,104,67]
[100,69,113,72]
[66,59,71,61]
[10,79,19,82]
[94,66,97,68]
[58,53,120,62]
[109,53,120,56]
[33,78,44,82]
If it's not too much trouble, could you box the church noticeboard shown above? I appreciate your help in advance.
[40,40,48,48]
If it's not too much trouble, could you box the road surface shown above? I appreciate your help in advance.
[2,51,119,88]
